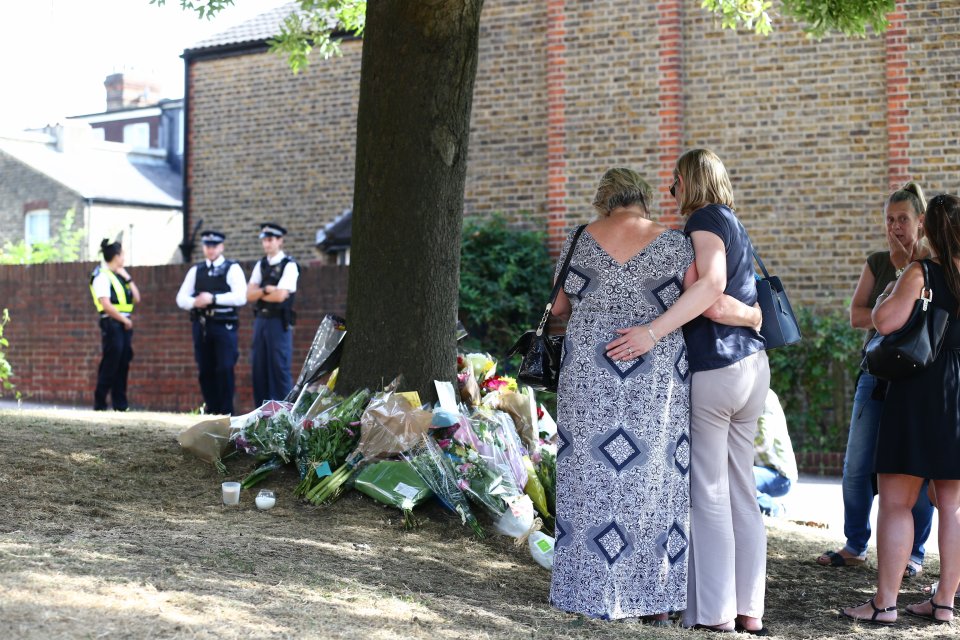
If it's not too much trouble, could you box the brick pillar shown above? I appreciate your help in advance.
[657,0,684,228]
[886,2,909,190]
[546,0,568,257]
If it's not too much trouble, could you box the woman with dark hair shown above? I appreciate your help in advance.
[817,183,934,576]
[841,193,960,625]
[89,238,140,410]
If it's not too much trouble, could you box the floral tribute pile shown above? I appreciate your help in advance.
[206,351,559,569]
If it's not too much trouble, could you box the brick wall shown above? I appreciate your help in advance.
[187,0,960,313]
[0,152,84,246]
[0,261,348,412]
[188,44,363,263]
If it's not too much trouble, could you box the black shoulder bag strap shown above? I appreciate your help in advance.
[536,224,587,337]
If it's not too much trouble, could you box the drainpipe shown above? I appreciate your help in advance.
[179,52,193,263]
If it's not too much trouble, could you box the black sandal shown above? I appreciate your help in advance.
[817,550,865,567]
[839,597,897,626]
[905,598,956,624]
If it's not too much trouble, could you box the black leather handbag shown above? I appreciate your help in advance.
[507,225,587,392]
[753,248,802,350]
[861,259,950,381]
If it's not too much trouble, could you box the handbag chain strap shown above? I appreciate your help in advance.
[536,224,587,336]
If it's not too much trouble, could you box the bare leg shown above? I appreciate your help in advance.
[907,479,960,622]
[842,473,924,623]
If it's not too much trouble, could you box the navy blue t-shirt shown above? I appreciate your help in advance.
[682,204,765,372]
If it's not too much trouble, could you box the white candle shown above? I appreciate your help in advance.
[221,482,241,505]
[255,495,276,510]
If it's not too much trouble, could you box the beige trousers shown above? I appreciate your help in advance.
[683,350,770,627]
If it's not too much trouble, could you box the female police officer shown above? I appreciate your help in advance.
[90,238,140,410]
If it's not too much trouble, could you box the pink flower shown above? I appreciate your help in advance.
[457,478,469,491]
[345,428,355,437]
[531,451,542,464]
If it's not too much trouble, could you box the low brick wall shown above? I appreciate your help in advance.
[796,451,845,477]
[0,261,347,413]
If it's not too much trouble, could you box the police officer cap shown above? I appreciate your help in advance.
[259,222,287,239]
[200,230,225,245]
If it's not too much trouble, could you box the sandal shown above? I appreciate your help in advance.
[839,597,897,626]
[734,622,771,636]
[905,598,956,624]
[904,560,923,579]
[816,549,866,567]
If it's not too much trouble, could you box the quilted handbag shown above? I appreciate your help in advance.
[861,259,950,381]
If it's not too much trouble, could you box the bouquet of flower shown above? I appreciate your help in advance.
[353,460,433,529]
[305,380,433,505]
[229,401,299,489]
[402,434,485,538]
[443,410,537,539]
[294,388,371,498]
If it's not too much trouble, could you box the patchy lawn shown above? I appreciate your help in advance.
[0,409,952,639]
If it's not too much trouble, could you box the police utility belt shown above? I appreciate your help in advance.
[255,308,296,323]
[191,307,238,323]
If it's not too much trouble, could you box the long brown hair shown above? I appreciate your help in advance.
[924,194,960,315]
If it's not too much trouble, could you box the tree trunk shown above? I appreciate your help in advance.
[337,0,484,400]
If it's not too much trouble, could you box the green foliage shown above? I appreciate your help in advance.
[767,306,863,452]
[152,0,366,72]
[0,209,86,265]
[0,309,16,395]
[702,0,893,38]
[459,215,554,359]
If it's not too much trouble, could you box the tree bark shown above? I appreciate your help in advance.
[337,0,484,400]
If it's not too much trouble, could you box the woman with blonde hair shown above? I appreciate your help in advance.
[841,193,960,625]
[610,149,769,633]
[817,182,934,576]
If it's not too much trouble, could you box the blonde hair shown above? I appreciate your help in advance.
[886,181,927,218]
[592,167,652,218]
[674,148,735,216]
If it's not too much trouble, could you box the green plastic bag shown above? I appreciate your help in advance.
[354,460,433,528]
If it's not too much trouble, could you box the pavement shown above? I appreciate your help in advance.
[0,400,942,563]
[783,473,941,561]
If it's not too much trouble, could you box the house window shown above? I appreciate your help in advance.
[25,209,50,246]
[123,122,150,148]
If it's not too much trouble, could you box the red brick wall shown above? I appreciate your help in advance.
[0,262,347,413]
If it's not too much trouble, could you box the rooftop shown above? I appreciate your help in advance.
[185,2,298,54]
[0,127,182,209]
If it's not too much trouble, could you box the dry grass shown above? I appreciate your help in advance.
[0,409,955,639]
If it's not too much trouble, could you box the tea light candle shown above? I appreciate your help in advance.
[256,489,276,510]
[221,481,241,505]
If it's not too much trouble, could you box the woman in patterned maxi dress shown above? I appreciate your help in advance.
[548,168,757,622]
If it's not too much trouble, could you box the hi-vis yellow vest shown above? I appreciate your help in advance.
[89,267,134,314]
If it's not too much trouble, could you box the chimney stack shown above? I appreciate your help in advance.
[104,73,162,111]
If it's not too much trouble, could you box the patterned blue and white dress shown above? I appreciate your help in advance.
[549,227,693,619]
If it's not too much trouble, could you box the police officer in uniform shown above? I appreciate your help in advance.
[247,223,300,406]
[176,231,247,415]
[90,238,140,411]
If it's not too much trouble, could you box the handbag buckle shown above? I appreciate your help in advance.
[921,288,933,311]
